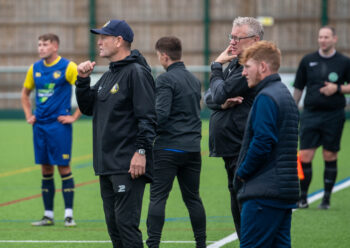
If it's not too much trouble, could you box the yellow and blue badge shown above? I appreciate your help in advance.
[53,70,62,79]
[35,72,41,77]
[110,82,119,94]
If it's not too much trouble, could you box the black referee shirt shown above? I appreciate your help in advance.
[294,51,350,111]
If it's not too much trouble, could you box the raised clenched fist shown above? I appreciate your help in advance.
[77,60,96,78]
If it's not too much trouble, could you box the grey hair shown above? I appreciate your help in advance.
[233,17,264,40]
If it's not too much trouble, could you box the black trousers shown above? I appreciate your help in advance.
[223,156,241,240]
[146,150,206,248]
[100,174,146,248]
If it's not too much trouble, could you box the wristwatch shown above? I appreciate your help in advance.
[337,84,342,94]
[137,149,146,155]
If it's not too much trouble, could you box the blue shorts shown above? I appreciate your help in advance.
[33,121,72,166]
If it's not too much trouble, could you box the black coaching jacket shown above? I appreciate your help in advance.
[75,50,156,181]
[154,62,202,152]
[205,58,257,159]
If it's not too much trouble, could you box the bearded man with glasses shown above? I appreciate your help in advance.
[204,16,263,239]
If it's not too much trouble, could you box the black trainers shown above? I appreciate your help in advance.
[297,199,309,209]
[318,198,330,210]
[31,216,54,226]
[64,217,77,227]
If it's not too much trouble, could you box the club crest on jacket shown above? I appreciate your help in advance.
[110,82,119,94]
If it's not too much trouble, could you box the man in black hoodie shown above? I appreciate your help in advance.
[75,20,156,248]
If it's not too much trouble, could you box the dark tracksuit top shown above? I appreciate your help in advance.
[75,50,156,181]
[154,62,201,152]
[146,62,206,248]
[206,58,257,158]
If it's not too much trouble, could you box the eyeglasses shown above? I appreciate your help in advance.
[229,34,256,42]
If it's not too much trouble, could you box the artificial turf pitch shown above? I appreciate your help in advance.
[0,120,349,247]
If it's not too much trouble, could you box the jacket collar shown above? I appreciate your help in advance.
[109,49,151,73]
[254,73,281,94]
[166,61,185,72]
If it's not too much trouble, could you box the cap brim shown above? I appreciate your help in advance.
[90,28,112,35]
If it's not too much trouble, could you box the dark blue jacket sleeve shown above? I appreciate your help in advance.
[236,94,278,179]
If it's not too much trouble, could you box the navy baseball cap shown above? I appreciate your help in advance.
[91,20,134,43]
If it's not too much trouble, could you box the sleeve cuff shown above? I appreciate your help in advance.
[211,62,222,70]
[75,76,91,87]
[211,62,223,71]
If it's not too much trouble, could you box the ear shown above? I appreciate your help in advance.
[114,36,123,48]
[333,35,338,43]
[52,42,59,52]
[164,54,170,62]
[259,61,268,73]
[161,52,170,62]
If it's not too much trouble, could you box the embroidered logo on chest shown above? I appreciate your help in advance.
[110,82,119,94]
[309,62,318,67]
[328,72,339,82]
[53,70,62,79]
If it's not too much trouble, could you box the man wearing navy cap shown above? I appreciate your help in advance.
[75,20,156,247]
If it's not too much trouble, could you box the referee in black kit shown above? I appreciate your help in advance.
[294,25,350,209]
[146,36,206,248]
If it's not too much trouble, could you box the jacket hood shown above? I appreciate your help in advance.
[109,49,151,72]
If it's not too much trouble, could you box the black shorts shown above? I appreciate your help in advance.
[299,109,345,152]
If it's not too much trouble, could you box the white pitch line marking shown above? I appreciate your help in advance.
[207,177,350,248]
[0,240,216,244]
[1,180,349,247]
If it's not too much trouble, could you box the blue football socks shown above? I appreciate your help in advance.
[42,174,55,211]
[61,172,75,209]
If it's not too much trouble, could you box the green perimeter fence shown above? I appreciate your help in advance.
[1,65,350,119]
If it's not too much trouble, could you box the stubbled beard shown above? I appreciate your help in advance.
[321,45,333,54]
